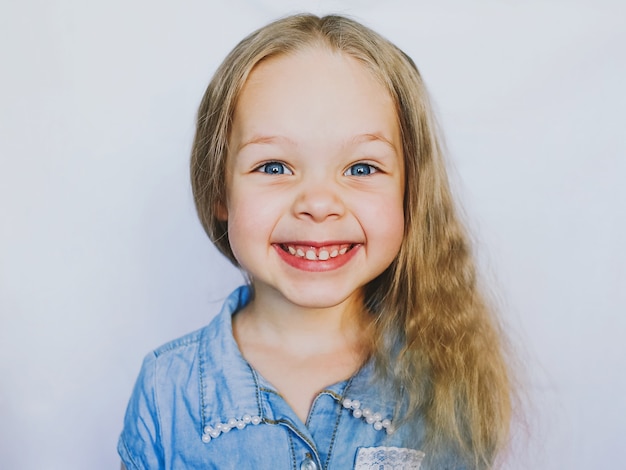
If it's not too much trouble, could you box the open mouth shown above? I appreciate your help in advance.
[279,243,355,261]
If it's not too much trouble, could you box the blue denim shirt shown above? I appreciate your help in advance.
[119,286,465,469]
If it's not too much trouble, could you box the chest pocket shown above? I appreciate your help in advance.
[354,446,425,470]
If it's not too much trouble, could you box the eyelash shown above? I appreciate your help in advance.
[255,161,293,175]
[254,161,379,176]
[343,163,378,177]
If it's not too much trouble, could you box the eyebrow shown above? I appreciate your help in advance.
[236,132,398,153]
[236,135,296,152]
[350,133,398,152]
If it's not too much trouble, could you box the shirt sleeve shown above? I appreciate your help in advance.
[118,352,164,470]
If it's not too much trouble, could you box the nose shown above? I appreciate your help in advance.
[292,180,345,222]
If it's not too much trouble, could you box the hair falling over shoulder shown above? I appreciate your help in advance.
[190,13,514,469]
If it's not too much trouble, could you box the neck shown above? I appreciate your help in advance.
[234,284,372,358]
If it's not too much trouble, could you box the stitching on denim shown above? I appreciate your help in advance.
[259,385,283,398]
[275,419,319,462]
[266,418,318,453]
[288,432,297,470]
[250,368,264,417]
[305,394,320,428]
[320,389,343,401]
[198,328,207,432]
[305,387,342,428]
[153,329,203,357]
[320,375,356,469]
[200,366,265,443]
[322,393,344,470]
[257,381,321,463]
[304,388,346,427]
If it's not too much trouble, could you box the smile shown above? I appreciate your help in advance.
[280,243,355,261]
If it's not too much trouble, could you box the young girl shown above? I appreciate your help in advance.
[119,14,513,470]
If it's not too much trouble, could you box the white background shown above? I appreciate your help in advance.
[1,0,624,468]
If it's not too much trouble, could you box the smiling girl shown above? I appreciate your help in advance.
[119,14,513,470]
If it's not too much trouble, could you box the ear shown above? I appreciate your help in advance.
[215,202,228,221]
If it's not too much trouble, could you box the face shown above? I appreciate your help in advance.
[223,46,405,312]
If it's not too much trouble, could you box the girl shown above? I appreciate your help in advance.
[119,14,513,470]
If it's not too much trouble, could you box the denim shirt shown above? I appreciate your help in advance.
[118,286,465,469]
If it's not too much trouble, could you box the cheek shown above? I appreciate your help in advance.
[358,192,405,254]
[225,208,259,271]
[381,206,405,253]
[225,188,282,249]
[368,189,404,229]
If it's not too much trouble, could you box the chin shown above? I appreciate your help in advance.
[281,285,363,311]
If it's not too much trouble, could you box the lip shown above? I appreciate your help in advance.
[273,242,361,272]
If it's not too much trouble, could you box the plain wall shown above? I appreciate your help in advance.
[1,0,624,468]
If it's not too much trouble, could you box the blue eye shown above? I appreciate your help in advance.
[345,163,377,176]
[257,162,292,175]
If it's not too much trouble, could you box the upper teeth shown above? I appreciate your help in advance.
[284,244,351,261]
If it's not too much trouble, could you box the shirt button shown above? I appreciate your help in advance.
[300,457,318,470]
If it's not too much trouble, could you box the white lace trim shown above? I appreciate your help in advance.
[354,446,425,469]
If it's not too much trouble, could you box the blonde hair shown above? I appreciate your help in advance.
[191,14,512,469]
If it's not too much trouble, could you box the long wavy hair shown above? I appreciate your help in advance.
[191,13,513,469]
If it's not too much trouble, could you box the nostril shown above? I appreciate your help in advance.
[292,189,345,221]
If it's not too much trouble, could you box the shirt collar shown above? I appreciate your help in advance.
[197,285,397,438]
[198,285,263,434]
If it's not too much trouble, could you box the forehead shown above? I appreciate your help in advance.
[230,46,400,149]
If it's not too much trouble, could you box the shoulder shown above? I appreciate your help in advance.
[144,286,251,374]
[154,327,205,356]
[118,331,211,470]
[123,325,211,424]
[132,327,205,396]
[127,286,252,411]
[148,326,206,367]
[118,287,253,468]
